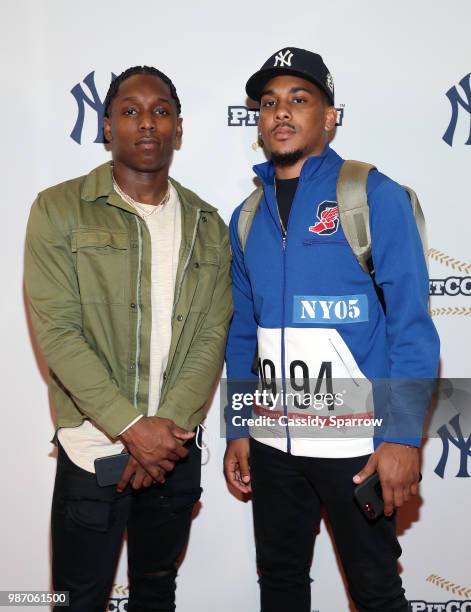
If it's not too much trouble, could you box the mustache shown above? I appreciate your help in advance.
[272,122,296,133]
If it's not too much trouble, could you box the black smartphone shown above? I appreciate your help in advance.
[354,472,384,520]
[354,472,422,520]
[94,452,130,487]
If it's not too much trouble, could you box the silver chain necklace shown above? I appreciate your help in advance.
[113,177,170,218]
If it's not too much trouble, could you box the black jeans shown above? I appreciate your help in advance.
[250,438,408,612]
[51,441,201,612]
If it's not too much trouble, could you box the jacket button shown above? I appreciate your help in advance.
[194,262,200,269]
[130,362,135,370]
[163,372,167,380]
[176,314,183,322]
[201,216,207,223]
[130,302,136,309]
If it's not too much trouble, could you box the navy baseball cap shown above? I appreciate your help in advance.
[246,47,334,105]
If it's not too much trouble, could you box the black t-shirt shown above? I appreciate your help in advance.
[275,176,299,233]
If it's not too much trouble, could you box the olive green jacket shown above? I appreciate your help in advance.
[25,162,232,438]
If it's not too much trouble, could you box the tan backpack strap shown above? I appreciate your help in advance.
[237,186,263,252]
[336,160,376,274]
[402,186,429,272]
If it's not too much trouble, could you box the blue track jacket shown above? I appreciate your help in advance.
[225,146,439,457]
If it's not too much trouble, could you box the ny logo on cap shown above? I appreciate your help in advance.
[326,73,334,93]
[274,49,294,67]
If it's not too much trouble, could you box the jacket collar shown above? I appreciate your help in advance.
[81,161,115,201]
[253,144,342,186]
[81,161,217,213]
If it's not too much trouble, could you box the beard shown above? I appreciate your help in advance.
[270,148,306,167]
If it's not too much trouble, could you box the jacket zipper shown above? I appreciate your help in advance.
[133,216,143,408]
[281,229,290,452]
[275,180,296,454]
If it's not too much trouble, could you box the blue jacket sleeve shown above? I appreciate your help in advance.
[224,204,259,440]
[368,175,440,447]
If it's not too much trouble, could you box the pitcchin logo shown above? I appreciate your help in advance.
[107,583,128,611]
[227,105,345,127]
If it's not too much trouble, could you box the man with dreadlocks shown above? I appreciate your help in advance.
[25,66,232,611]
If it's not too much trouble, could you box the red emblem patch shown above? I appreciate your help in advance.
[309,204,339,235]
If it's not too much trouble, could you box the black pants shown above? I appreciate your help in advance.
[250,439,408,612]
[51,441,201,612]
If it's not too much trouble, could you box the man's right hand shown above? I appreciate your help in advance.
[224,438,251,493]
[120,416,194,481]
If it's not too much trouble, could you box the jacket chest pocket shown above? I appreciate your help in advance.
[189,246,220,313]
[71,230,130,305]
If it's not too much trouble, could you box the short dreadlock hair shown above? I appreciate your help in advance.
[104,65,181,118]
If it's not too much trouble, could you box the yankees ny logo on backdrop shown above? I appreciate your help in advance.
[442,72,471,146]
[274,49,293,67]
[435,414,471,478]
[70,71,116,144]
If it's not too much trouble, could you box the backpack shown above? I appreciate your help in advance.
[237,160,428,276]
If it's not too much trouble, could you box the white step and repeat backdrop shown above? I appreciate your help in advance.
[2,1,470,610]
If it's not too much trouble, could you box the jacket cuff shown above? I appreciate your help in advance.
[118,414,144,436]
[375,411,424,448]
[93,395,143,439]
[375,436,422,449]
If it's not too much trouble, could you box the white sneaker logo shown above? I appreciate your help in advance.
[274,49,294,67]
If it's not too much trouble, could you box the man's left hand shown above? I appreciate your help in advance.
[116,455,165,493]
[353,442,420,516]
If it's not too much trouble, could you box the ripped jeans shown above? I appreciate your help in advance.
[51,440,201,612]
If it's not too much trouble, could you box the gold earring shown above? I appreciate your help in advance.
[252,133,264,150]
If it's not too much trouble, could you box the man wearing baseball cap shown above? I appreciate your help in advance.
[224,48,439,611]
